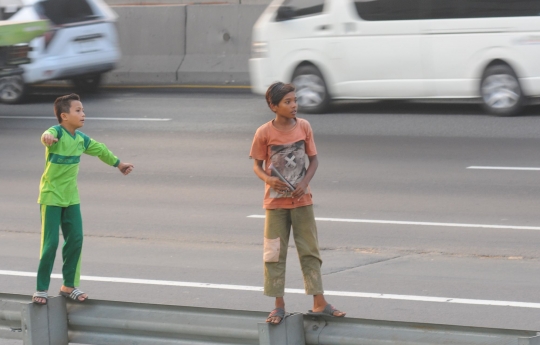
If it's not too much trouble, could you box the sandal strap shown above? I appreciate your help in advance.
[69,288,85,299]
[268,307,285,318]
[33,291,48,298]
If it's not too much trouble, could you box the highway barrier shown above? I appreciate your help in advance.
[105,4,266,87]
[106,5,187,85]
[1,292,540,345]
[105,0,271,5]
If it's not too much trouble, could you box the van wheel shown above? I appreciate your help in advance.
[0,75,26,104]
[292,65,330,114]
[480,65,523,116]
[72,74,102,93]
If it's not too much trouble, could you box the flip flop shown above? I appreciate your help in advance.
[59,288,88,303]
[266,307,286,325]
[307,304,345,318]
[32,291,48,305]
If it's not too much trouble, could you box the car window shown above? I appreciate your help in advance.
[427,0,540,19]
[285,0,325,18]
[37,0,95,25]
[353,0,423,21]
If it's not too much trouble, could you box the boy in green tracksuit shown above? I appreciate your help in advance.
[32,93,134,305]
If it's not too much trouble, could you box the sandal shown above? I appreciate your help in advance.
[32,291,48,305]
[266,307,286,325]
[59,288,88,303]
[307,304,346,318]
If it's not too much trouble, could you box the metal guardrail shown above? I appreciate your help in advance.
[1,292,540,345]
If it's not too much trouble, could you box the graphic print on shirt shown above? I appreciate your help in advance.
[269,140,306,198]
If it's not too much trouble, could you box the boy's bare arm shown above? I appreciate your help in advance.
[117,162,134,176]
[41,133,58,147]
[253,159,289,191]
[292,155,318,199]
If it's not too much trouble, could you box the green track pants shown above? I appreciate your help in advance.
[36,204,83,291]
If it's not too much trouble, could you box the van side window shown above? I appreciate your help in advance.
[427,0,540,19]
[285,0,325,18]
[354,0,423,21]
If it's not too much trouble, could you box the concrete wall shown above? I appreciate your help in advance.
[105,5,186,84]
[105,0,271,5]
[177,4,265,85]
[104,4,267,86]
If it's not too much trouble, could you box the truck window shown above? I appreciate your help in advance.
[354,0,423,21]
[427,0,540,19]
[285,0,325,18]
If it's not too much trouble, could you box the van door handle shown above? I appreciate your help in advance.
[316,24,331,31]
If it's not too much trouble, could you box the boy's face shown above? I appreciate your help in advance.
[61,100,85,129]
[271,91,297,119]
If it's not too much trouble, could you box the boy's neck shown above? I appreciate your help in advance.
[61,124,77,136]
[273,116,296,130]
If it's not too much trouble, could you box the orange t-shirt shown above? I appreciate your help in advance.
[250,118,317,209]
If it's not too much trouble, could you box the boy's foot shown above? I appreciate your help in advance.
[308,304,346,317]
[59,286,88,302]
[32,291,48,305]
[266,307,286,325]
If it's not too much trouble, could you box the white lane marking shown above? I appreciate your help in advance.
[247,215,540,231]
[1,269,539,309]
[0,116,170,121]
[468,166,540,171]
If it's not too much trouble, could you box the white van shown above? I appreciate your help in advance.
[0,0,120,104]
[249,0,540,116]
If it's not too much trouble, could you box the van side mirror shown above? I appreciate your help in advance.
[276,6,295,21]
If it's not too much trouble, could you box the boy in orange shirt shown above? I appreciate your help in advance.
[250,82,346,324]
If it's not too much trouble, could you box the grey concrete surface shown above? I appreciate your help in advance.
[177,4,266,85]
[104,3,265,86]
[1,89,540,335]
[105,0,271,5]
[105,5,186,84]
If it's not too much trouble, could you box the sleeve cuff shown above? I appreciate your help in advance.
[113,159,120,167]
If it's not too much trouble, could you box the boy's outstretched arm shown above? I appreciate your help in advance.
[117,162,134,175]
[41,132,58,147]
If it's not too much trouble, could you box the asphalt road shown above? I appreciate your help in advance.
[2,88,540,339]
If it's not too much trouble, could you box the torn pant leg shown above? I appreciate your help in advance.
[263,208,291,297]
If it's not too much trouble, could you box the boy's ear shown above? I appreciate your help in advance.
[60,112,69,121]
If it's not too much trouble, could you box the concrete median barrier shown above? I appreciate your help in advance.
[104,3,266,86]
[104,4,266,86]
[104,5,186,85]
[177,4,265,86]
[104,0,271,5]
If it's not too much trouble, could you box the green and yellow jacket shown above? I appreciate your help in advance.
[38,125,120,207]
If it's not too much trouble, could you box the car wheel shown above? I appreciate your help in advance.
[292,65,330,114]
[480,65,524,116]
[72,74,102,93]
[0,75,26,104]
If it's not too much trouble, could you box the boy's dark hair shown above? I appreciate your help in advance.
[54,93,80,123]
[265,82,295,109]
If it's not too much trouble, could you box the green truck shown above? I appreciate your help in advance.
[0,19,48,101]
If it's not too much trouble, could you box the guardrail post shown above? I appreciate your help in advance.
[258,312,305,345]
[21,296,68,345]
[520,335,540,345]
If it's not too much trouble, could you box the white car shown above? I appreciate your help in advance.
[249,0,540,116]
[0,0,120,103]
